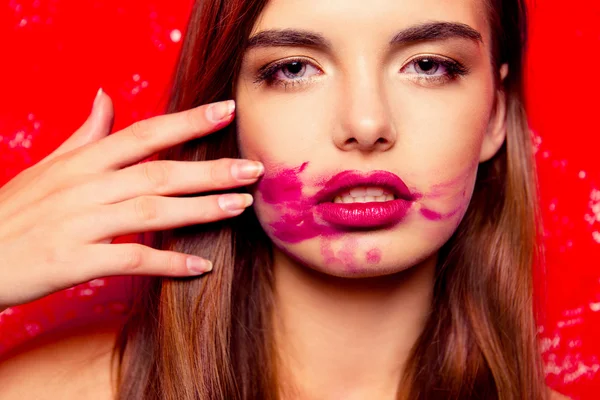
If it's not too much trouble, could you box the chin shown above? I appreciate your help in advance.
[268,228,443,280]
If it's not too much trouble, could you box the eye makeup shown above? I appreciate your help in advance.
[252,53,469,89]
[400,54,469,85]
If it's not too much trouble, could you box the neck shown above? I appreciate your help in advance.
[272,250,436,400]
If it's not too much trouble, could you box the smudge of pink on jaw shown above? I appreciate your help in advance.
[366,248,382,264]
[320,238,359,272]
[420,204,464,221]
[298,161,309,173]
[424,160,478,199]
[337,238,358,271]
[257,162,337,243]
[420,208,443,221]
[419,161,477,221]
[258,164,305,204]
[320,239,338,265]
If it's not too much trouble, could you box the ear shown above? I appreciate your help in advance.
[479,63,509,162]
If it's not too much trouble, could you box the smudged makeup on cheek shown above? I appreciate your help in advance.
[257,163,383,271]
[257,162,338,243]
[418,162,478,221]
[256,162,475,269]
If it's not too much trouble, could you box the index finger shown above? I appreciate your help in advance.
[71,100,235,171]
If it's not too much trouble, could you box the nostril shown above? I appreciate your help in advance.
[345,138,358,146]
[376,137,387,145]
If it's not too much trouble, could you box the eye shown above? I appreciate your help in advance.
[255,58,322,88]
[413,58,442,75]
[400,55,468,83]
[277,61,313,79]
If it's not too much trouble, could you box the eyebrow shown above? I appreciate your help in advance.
[246,21,483,50]
[390,21,482,44]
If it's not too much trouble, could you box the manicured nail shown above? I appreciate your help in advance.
[92,88,103,111]
[206,100,235,123]
[187,256,212,273]
[231,161,264,180]
[218,193,253,212]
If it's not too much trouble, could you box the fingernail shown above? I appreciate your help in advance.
[92,88,103,112]
[231,161,264,180]
[218,193,253,212]
[206,100,235,123]
[187,256,212,273]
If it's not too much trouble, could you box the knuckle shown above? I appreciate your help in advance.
[121,244,145,272]
[165,252,182,275]
[133,196,159,223]
[129,119,153,142]
[209,159,232,186]
[42,243,73,270]
[41,157,69,182]
[142,161,171,193]
[183,107,206,132]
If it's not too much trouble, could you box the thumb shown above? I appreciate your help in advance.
[41,89,115,165]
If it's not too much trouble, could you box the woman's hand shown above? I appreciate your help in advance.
[0,90,262,310]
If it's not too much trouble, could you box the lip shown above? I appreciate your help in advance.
[314,170,415,229]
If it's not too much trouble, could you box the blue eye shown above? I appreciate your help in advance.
[254,55,468,88]
[400,55,469,82]
[278,61,308,79]
[412,58,444,75]
[255,58,322,88]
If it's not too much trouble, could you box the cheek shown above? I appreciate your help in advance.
[391,85,492,173]
[387,85,492,222]
[235,86,333,163]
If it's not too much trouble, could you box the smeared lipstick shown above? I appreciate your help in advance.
[314,170,416,228]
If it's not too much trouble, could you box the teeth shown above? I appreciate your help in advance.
[366,188,384,196]
[349,188,366,197]
[331,187,395,204]
[332,188,396,204]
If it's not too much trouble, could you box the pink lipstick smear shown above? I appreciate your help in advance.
[256,162,416,244]
[418,163,475,221]
[420,207,463,221]
[256,161,470,270]
[366,248,382,264]
[257,162,337,243]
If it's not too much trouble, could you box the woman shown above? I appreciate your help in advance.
[0,0,570,398]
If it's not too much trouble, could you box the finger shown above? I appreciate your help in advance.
[70,193,253,241]
[77,158,264,205]
[73,243,213,283]
[39,89,115,166]
[70,99,236,172]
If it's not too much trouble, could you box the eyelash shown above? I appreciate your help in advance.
[254,55,469,89]
[254,57,319,89]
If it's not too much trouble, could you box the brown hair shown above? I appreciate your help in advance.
[112,0,547,398]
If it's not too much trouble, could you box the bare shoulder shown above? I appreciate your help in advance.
[0,321,123,400]
[549,388,571,400]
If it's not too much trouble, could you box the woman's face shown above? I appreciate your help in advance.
[235,0,506,277]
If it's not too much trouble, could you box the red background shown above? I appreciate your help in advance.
[1,0,599,397]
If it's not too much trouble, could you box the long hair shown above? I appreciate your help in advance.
[112,0,547,398]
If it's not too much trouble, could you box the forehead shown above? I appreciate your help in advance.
[252,0,491,46]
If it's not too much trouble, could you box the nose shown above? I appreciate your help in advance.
[333,71,397,153]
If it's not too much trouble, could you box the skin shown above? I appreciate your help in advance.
[0,1,571,399]
[237,0,506,277]
[235,0,507,397]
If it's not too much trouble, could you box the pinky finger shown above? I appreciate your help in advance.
[79,243,213,282]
